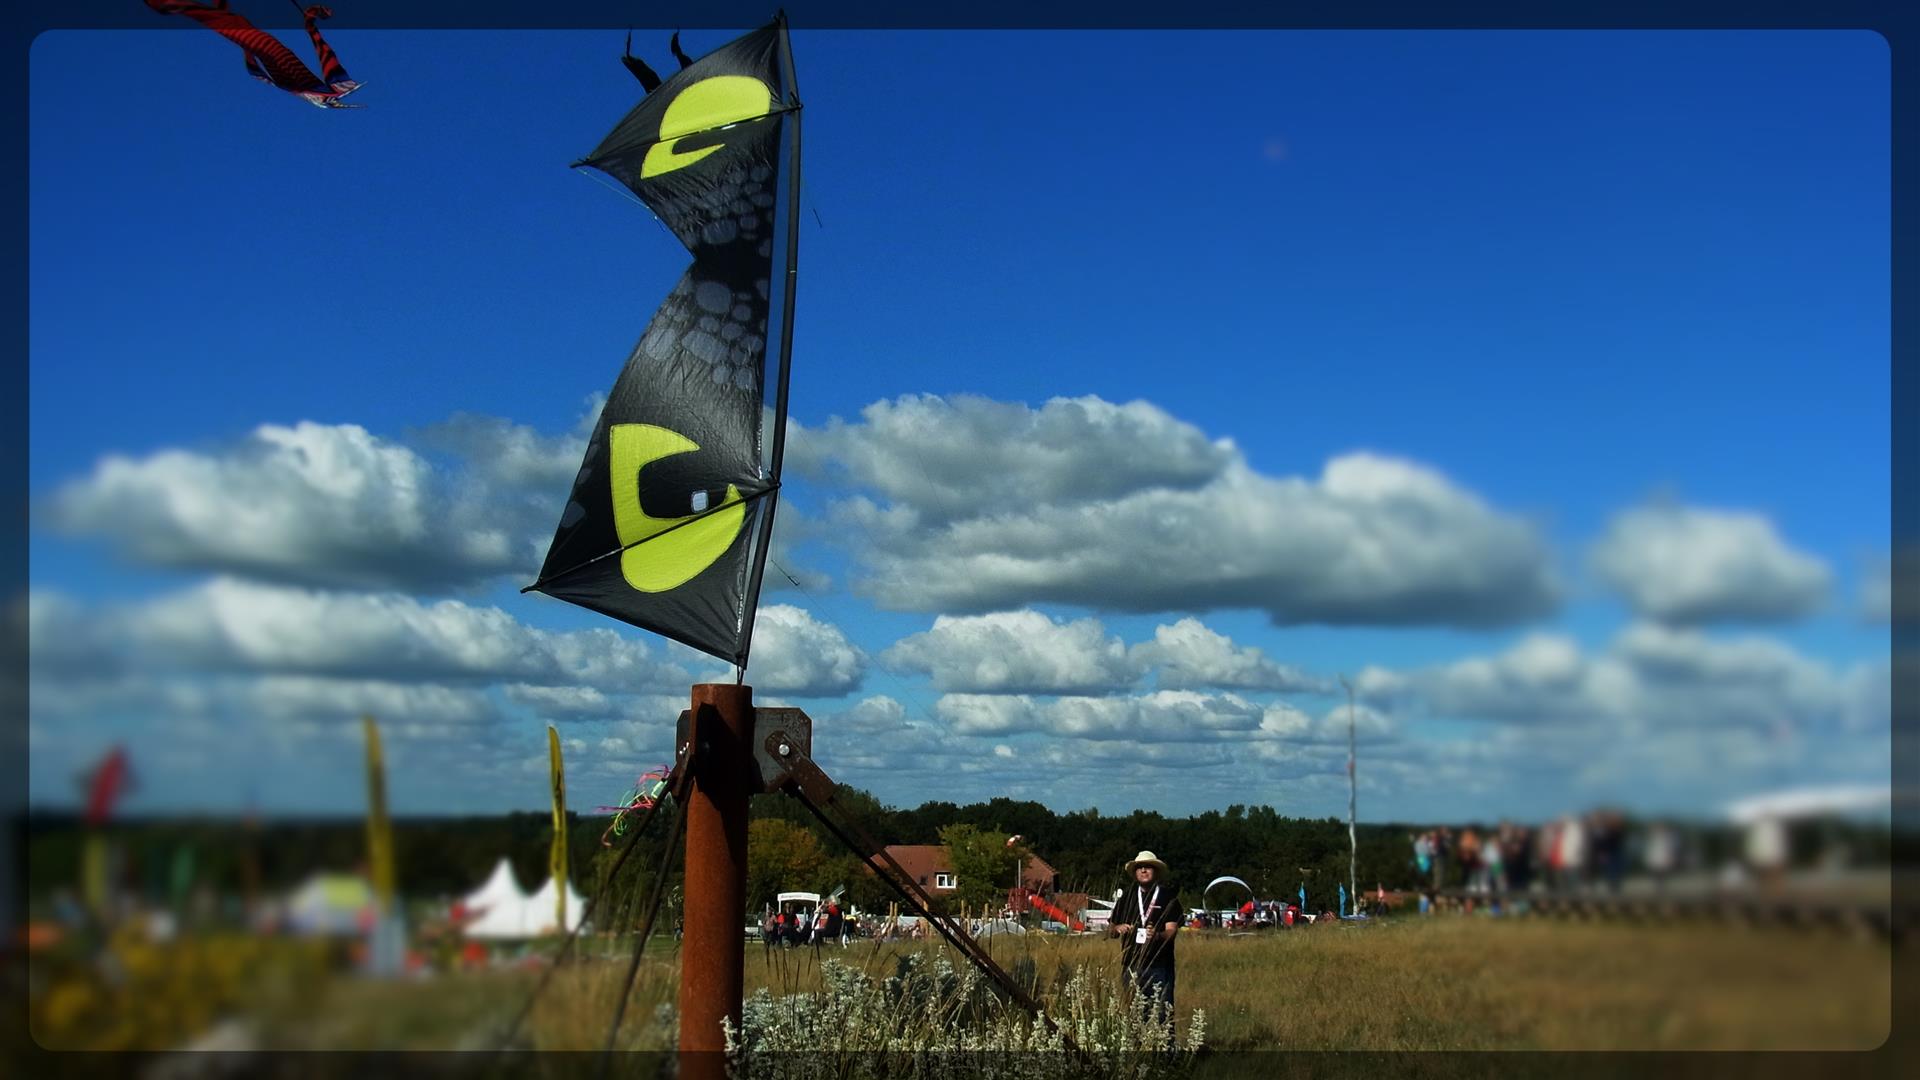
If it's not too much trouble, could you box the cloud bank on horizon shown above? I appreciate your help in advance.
[26,391,1893,823]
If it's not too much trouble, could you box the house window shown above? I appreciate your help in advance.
[935,873,956,889]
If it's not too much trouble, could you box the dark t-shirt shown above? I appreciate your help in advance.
[1114,883,1184,972]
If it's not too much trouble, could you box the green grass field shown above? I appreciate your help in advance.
[41,917,1888,1053]
[487,918,1894,1052]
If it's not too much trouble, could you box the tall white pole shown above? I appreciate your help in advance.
[1340,675,1358,910]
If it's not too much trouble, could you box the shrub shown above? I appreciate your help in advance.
[723,953,1204,1078]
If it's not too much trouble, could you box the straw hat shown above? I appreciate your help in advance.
[1125,850,1169,875]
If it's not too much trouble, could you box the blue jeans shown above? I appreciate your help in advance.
[1131,965,1176,1017]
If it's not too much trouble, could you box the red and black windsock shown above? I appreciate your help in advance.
[299,5,354,88]
[145,0,360,106]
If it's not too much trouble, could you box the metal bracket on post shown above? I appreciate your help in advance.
[675,707,812,792]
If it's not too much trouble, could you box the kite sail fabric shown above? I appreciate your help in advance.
[527,18,801,668]
[145,1,364,109]
[548,727,569,929]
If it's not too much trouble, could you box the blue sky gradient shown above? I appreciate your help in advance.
[26,27,1892,822]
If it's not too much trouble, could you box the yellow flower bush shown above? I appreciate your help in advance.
[29,919,332,1051]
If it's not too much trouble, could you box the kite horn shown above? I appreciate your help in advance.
[670,30,694,69]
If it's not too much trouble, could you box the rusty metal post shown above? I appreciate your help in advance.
[680,683,752,1075]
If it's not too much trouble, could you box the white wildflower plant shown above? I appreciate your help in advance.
[722,954,1204,1079]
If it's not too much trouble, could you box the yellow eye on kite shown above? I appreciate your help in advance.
[642,76,775,178]
[607,423,747,593]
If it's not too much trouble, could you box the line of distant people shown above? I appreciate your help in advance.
[1412,812,1685,902]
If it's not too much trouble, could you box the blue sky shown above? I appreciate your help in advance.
[25,26,1893,823]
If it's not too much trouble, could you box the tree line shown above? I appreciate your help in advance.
[21,789,1895,922]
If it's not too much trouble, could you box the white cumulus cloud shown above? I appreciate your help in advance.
[935,690,1264,742]
[882,610,1140,693]
[721,605,866,696]
[1590,503,1831,624]
[47,421,542,590]
[1130,617,1323,692]
[103,578,689,691]
[1381,623,1883,735]
[796,395,1559,626]
[787,394,1235,525]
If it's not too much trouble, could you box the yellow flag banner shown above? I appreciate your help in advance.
[548,726,568,930]
[363,716,395,914]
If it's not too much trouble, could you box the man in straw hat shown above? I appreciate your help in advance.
[1108,850,1184,1015]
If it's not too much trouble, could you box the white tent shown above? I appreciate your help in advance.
[524,875,589,937]
[460,858,587,939]
[460,858,534,940]
[462,858,527,912]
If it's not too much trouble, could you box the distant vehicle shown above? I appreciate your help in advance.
[754,891,825,946]
[1079,895,1115,932]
